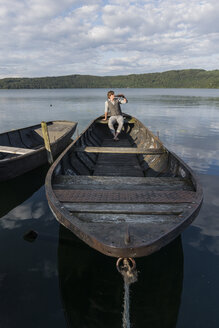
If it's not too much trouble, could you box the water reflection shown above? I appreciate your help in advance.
[0,181,64,328]
[0,164,49,219]
[141,113,219,175]
[188,174,219,255]
[58,226,183,328]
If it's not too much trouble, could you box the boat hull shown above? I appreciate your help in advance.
[0,121,77,182]
[46,114,203,258]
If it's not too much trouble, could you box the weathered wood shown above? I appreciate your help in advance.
[101,138,131,147]
[54,188,196,203]
[0,121,77,182]
[97,152,140,164]
[34,126,72,143]
[72,212,180,224]
[53,175,193,188]
[0,145,36,155]
[74,146,165,154]
[8,130,25,148]
[45,113,203,258]
[63,202,189,214]
[93,164,144,177]
[54,182,193,191]
[41,121,53,164]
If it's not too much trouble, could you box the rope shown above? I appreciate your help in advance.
[116,258,138,328]
[123,281,130,328]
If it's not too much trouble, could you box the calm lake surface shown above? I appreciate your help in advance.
[0,88,219,328]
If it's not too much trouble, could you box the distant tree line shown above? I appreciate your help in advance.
[0,69,219,89]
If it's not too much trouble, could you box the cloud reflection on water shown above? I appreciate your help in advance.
[0,197,53,230]
[186,174,219,255]
[138,99,219,176]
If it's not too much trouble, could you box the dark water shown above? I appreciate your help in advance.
[0,89,219,328]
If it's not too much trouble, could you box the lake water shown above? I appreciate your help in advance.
[0,88,219,328]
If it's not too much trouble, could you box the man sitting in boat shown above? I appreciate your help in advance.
[103,90,128,141]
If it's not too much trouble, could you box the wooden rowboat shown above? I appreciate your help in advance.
[0,121,77,182]
[45,114,203,258]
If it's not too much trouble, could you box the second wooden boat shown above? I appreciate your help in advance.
[45,114,203,258]
[0,120,77,182]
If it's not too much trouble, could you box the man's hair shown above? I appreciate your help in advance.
[107,90,114,99]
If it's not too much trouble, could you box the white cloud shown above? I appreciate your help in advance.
[0,0,219,77]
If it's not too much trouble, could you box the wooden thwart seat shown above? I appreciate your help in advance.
[0,145,36,155]
[63,202,189,215]
[69,213,182,224]
[74,146,166,154]
[53,175,194,191]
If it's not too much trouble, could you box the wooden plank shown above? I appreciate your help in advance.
[81,217,185,248]
[53,181,193,191]
[97,153,140,165]
[93,165,144,177]
[74,146,165,154]
[53,175,193,188]
[97,158,139,165]
[8,130,24,148]
[63,202,188,214]
[101,138,132,147]
[0,145,36,155]
[54,189,196,203]
[76,152,95,170]
[72,212,180,224]
[70,154,91,175]
[34,125,74,143]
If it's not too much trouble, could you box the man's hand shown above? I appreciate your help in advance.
[103,113,108,120]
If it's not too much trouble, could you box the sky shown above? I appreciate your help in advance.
[1,0,219,78]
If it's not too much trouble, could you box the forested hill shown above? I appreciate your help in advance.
[0,69,219,89]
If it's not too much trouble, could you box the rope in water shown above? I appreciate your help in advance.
[116,258,138,328]
[123,280,130,328]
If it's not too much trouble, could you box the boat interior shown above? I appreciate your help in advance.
[54,115,194,184]
[0,121,73,160]
[49,115,201,257]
